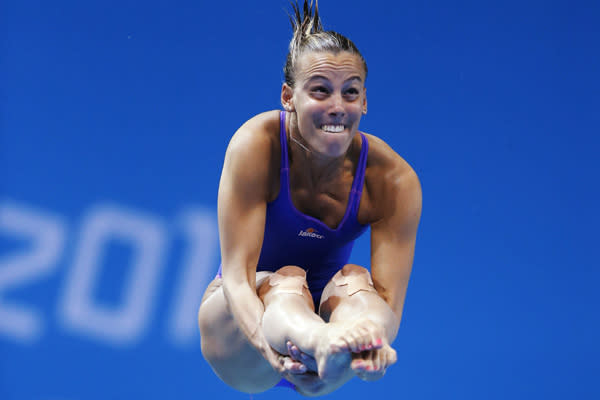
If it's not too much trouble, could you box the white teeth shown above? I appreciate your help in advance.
[321,124,344,133]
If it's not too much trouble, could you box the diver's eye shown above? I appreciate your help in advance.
[312,86,329,94]
[344,88,360,100]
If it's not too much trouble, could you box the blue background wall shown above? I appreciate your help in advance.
[2,0,598,399]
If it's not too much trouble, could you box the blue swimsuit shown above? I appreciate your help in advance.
[257,111,369,306]
[219,111,369,307]
[218,111,370,391]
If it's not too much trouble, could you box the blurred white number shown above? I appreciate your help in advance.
[167,209,218,346]
[0,202,66,342]
[59,205,167,346]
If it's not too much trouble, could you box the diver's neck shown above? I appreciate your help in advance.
[286,113,350,183]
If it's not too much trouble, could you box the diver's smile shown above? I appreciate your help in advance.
[320,124,346,133]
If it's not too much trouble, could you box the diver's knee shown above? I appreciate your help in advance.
[258,265,313,309]
[274,265,307,277]
[333,264,376,296]
[259,266,308,299]
[340,263,369,276]
[319,264,377,319]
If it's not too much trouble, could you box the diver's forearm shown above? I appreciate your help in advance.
[221,278,271,355]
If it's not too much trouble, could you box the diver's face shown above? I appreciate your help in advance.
[283,51,367,157]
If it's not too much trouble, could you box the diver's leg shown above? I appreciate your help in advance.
[198,272,282,393]
[260,265,373,395]
[319,264,399,381]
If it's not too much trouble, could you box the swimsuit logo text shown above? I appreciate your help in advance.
[298,227,324,239]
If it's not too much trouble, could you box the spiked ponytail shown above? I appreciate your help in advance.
[284,0,368,87]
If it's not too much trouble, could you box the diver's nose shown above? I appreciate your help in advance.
[328,93,345,117]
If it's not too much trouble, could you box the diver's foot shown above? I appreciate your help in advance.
[314,323,354,381]
[351,344,397,381]
[314,319,385,380]
[341,319,386,354]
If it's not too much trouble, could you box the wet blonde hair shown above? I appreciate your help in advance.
[284,0,368,88]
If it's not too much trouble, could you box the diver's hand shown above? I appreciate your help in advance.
[264,343,307,375]
[286,340,318,372]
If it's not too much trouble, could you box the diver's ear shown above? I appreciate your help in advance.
[281,83,295,112]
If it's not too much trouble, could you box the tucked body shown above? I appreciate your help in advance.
[198,1,421,396]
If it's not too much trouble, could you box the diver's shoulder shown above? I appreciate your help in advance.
[362,132,415,174]
[362,131,420,201]
[225,110,281,170]
[237,110,281,137]
[228,110,281,151]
